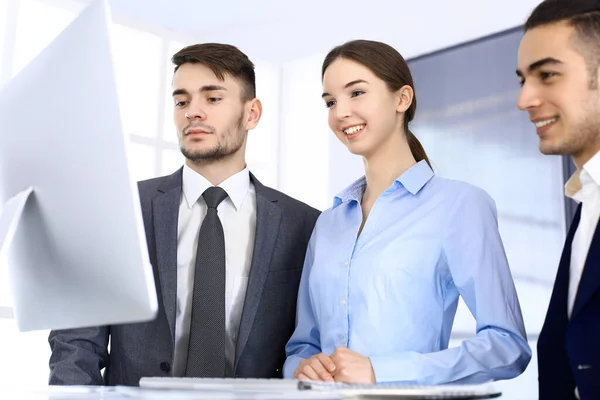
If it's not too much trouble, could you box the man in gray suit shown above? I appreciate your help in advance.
[48,43,320,386]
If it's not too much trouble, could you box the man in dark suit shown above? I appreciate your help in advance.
[516,1,600,398]
[48,43,320,386]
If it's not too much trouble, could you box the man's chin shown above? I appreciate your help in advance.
[182,145,242,163]
[539,140,564,156]
[182,147,221,162]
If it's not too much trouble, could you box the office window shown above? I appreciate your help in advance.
[408,28,564,400]
[278,54,330,210]
[246,59,280,188]
[161,148,184,176]
[162,40,186,144]
[128,142,157,182]
[110,24,162,139]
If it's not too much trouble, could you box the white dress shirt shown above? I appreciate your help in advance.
[172,165,256,376]
[565,150,600,318]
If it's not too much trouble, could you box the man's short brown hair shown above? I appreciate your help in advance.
[172,43,256,101]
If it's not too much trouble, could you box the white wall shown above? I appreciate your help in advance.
[278,53,331,210]
[188,0,543,62]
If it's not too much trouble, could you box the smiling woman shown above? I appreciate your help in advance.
[284,39,532,386]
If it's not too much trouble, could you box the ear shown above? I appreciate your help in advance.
[245,98,262,131]
[395,85,414,113]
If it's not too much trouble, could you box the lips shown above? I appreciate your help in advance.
[532,117,558,136]
[341,124,365,141]
[185,129,210,135]
[342,124,365,135]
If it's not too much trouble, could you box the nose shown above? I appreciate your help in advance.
[333,100,351,120]
[185,100,207,120]
[517,82,542,111]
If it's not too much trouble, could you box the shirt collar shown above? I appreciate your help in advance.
[333,160,434,208]
[565,150,600,203]
[182,164,250,211]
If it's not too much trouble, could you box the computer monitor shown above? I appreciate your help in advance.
[0,0,158,332]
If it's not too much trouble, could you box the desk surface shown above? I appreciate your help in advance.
[1,384,502,400]
[1,386,341,400]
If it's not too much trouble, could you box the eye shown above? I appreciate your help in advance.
[539,71,556,81]
[518,79,525,88]
[175,100,188,107]
[207,97,222,103]
[351,90,365,97]
[325,99,336,108]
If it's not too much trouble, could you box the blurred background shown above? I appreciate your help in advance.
[0,1,572,398]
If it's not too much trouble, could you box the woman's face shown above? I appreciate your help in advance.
[322,57,407,158]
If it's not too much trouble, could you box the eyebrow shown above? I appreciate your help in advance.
[322,79,369,98]
[172,85,228,97]
[516,57,563,78]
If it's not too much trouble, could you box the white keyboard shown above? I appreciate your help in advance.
[139,377,301,392]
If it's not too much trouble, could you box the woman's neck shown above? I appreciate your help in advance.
[362,133,416,202]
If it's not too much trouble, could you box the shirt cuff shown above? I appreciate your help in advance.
[283,355,303,379]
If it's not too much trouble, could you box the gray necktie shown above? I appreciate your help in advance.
[185,186,228,377]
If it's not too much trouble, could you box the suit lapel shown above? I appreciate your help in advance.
[152,169,182,343]
[235,174,282,367]
[572,205,600,318]
[544,205,581,330]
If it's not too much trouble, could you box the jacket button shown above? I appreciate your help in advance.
[160,362,171,373]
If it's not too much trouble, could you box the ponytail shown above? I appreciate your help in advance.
[407,130,431,169]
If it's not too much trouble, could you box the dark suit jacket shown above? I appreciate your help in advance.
[538,204,600,400]
[48,169,320,386]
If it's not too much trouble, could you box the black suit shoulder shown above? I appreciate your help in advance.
[137,169,182,202]
[257,185,321,236]
[137,175,164,193]
[261,185,319,216]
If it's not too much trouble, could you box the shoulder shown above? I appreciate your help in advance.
[427,176,495,205]
[254,182,321,222]
[137,168,182,200]
[427,177,498,227]
[137,176,165,193]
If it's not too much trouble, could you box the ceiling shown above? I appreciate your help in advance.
[84,0,541,62]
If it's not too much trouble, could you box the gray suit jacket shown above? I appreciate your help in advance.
[48,169,320,386]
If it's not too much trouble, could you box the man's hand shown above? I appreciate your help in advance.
[330,347,376,384]
[293,353,337,382]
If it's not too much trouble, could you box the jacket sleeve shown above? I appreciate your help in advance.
[48,326,109,385]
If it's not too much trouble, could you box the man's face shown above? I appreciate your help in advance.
[172,63,254,164]
[517,22,600,164]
